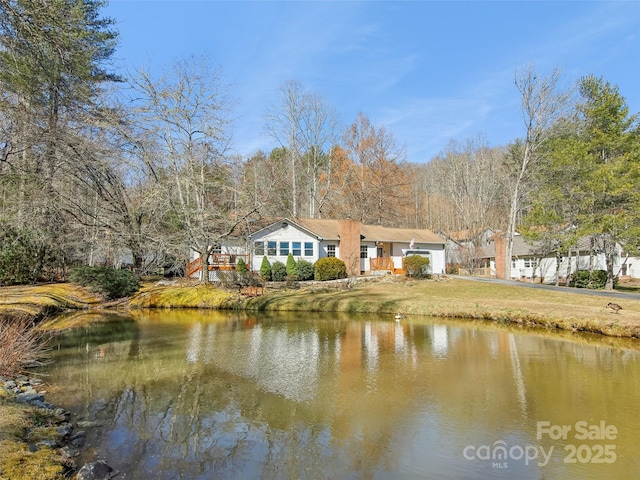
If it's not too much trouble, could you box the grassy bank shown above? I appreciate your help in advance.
[1,277,639,338]
[128,280,234,309]
[126,276,640,338]
[0,283,102,322]
[0,284,104,479]
[236,276,640,338]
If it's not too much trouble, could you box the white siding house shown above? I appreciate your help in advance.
[187,218,447,280]
[249,218,446,276]
[479,234,639,283]
[248,220,322,272]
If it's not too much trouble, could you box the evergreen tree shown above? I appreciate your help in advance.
[260,256,272,281]
[523,75,639,289]
[574,75,640,289]
[0,0,120,279]
[521,121,583,285]
[285,253,298,280]
[236,258,247,273]
[270,261,286,281]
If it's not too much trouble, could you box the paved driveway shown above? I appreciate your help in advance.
[449,275,640,301]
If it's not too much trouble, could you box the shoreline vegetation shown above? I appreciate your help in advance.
[1,275,639,479]
[0,275,638,338]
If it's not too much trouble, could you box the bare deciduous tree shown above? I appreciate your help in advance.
[410,136,509,239]
[265,81,340,219]
[265,80,305,217]
[298,91,340,218]
[130,56,254,282]
[341,113,408,225]
[505,65,572,279]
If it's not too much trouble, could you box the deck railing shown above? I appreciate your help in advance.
[209,253,248,267]
[186,257,202,277]
[370,257,395,271]
[370,256,408,275]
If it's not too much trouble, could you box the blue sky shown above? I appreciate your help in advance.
[105,0,640,163]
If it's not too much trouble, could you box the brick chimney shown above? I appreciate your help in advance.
[338,219,361,276]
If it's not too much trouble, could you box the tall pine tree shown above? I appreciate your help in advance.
[574,75,640,289]
[0,0,120,277]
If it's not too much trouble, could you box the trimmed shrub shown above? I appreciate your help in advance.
[271,261,287,281]
[69,266,140,299]
[236,258,247,273]
[314,257,347,281]
[296,259,315,281]
[259,257,272,281]
[286,253,298,280]
[570,270,608,289]
[404,255,431,278]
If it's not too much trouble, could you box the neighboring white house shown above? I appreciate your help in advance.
[441,228,496,266]
[440,228,497,275]
[478,233,639,283]
[249,218,446,277]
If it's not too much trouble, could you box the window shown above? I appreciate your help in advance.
[523,258,535,268]
[327,245,336,257]
[280,241,289,256]
[212,244,222,254]
[254,241,264,255]
[267,241,277,256]
[360,245,368,259]
[304,242,313,256]
[292,242,301,256]
[512,260,517,269]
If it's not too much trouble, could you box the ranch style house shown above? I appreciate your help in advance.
[187,218,446,281]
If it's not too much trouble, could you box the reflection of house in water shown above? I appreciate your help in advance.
[183,318,330,402]
[363,322,379,374]
[186,323,202,363]
[180,319,542,419]
[432,325,448,358]
[163,314,639,479]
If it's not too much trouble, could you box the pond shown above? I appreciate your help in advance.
[38,310,640,479]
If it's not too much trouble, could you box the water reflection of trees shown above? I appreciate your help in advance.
[39,311,640,480]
